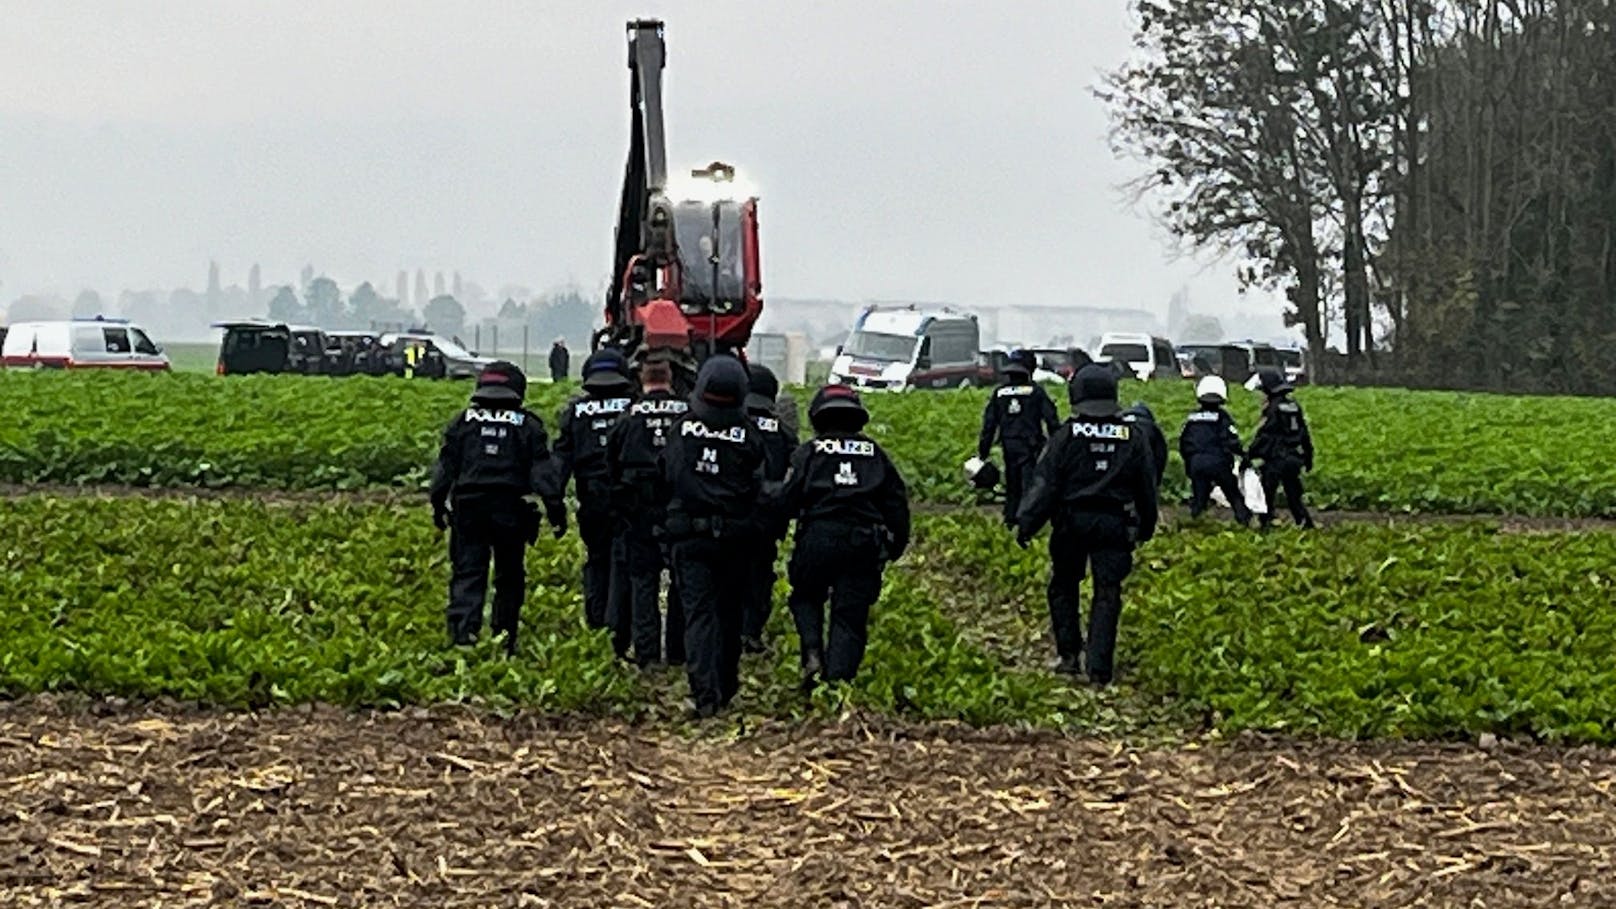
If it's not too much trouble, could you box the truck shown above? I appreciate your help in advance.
[827,305,987,391]
[596,19,764,390]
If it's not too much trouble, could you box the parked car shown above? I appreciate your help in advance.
[1277,346,1308,385]
[828,306,987,390]
[325,331,389,376]
[1028,347,1093,382]
[378,332,492,380]
[1,317,171,370]
[212,321,330,375]
[1096,332,1180,381]
[1178,343,1254,384]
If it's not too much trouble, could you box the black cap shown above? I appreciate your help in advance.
[1068,364,1120,417]
[1005,348,1035,377]
[690,355,749,426]
[473,360,526,404]
[582,348,633,391]
[1257,367,1294,397]
[808,384,870,432]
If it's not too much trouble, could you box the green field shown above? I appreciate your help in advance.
[4,370,1616,516]
[158,341,222,373]
[3,495,1614,742]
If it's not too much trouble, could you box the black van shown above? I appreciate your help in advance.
[213,321,331,375]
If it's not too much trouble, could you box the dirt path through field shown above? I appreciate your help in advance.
[7,483,1616,534]
[2,700,1612,907]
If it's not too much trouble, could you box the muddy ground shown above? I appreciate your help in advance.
[2,700,1613,908]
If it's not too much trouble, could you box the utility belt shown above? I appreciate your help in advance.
[1060,498,1127,520]
[798,519,890,560]
[660,509,750,543]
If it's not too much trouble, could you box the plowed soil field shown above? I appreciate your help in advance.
[3,700,1613,907]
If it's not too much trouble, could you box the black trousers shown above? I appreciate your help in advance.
[619,515,685,665]
[1002,446,1039,525]
[577,498,614,629]
[742,538,780,642]
[1188,465,1251,523]
[1260,462,1314,527]
[788,522,885,682]
[447,499,527,642]
[673,537,747,710]
[1046,513,1133,682]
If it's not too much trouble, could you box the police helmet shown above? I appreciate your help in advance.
[1122,400,1155,423]
[808,384,870,433]
[1005,348,1035,377]
[1255,367,1294,397]
[1068,364,1121,417]
[746,363,780,413]
[690,355,750,426]
[1195,375,1228,405]
[582,348,633,391]
[474,360,527,404]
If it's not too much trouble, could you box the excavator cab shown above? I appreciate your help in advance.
[599,20,764,390]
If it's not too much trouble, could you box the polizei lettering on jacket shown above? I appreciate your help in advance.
[681,422,749,443]
[1069,422,1130,441]
[631,399,688,417]
[812,438,876,457]
[574,397,632,418]
[465,408,525,425]
[996,385,1035,397]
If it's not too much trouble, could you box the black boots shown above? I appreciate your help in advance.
[1086,585,1123,685]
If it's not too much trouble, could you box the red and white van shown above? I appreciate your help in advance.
[1,318,172,370]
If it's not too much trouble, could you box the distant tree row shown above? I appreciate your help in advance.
[1104,0,1616,392]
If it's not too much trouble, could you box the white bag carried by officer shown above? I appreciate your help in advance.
[1240,467,1268,516]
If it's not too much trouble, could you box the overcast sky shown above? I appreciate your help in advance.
[0,0,1280,327]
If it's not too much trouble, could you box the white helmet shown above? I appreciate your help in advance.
[1195,375,1228,403]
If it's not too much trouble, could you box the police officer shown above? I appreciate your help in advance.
[1245,368,1316,529]
[554,348,636,632]
[1178,375,1252,524]
[429,361,567,653]
[1017,365,1157,684]
[659,356,767,717]
[605,355,688,667]
[781,385,910,689]
[1122,402,1168,489]
[742,363,798,654]
[978,349,1060,526]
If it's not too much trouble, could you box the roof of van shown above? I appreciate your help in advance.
[856,306,978,336]
[9,317,132,328]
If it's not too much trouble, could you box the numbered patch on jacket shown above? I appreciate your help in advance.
[834,461,859,486]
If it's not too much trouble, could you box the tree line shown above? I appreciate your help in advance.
[1104,0,1616,393]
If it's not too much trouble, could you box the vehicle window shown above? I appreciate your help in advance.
[845,330,918,363]
[1252,347,1282,368]
[432,337,472,358]
[1279,350,1302,368]
[927,325,977,364]
[1153,341,1177,374]
[1101,343,1148,365]
[100,327,131,354]
[73,327,104,352]
[130,328,159,355]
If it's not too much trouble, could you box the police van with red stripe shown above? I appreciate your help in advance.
[1,317,171,371]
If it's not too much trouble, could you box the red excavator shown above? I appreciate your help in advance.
[596,19,764,388]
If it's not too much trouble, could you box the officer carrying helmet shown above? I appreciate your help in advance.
[554,348,636,635]
[780,385,911,690]
[605,354,688,667]
[1178,375,1252,525]
[1017,364,1158,683]
[1245,367,1316,529]
[429,361,567,653]
[658,356,767,718]
[742,363,798,654]
[978,349,1060,526]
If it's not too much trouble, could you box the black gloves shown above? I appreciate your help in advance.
[1015,528,1033,550]
[432,503,449,532]
[546,500,569,539]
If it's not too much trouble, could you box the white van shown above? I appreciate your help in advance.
[827,306,988,391]
[1096,332,1179,382]
[1,318,171,371]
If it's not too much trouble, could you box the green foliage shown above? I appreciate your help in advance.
[918,511,1616,743]
[6,371,1616,517]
